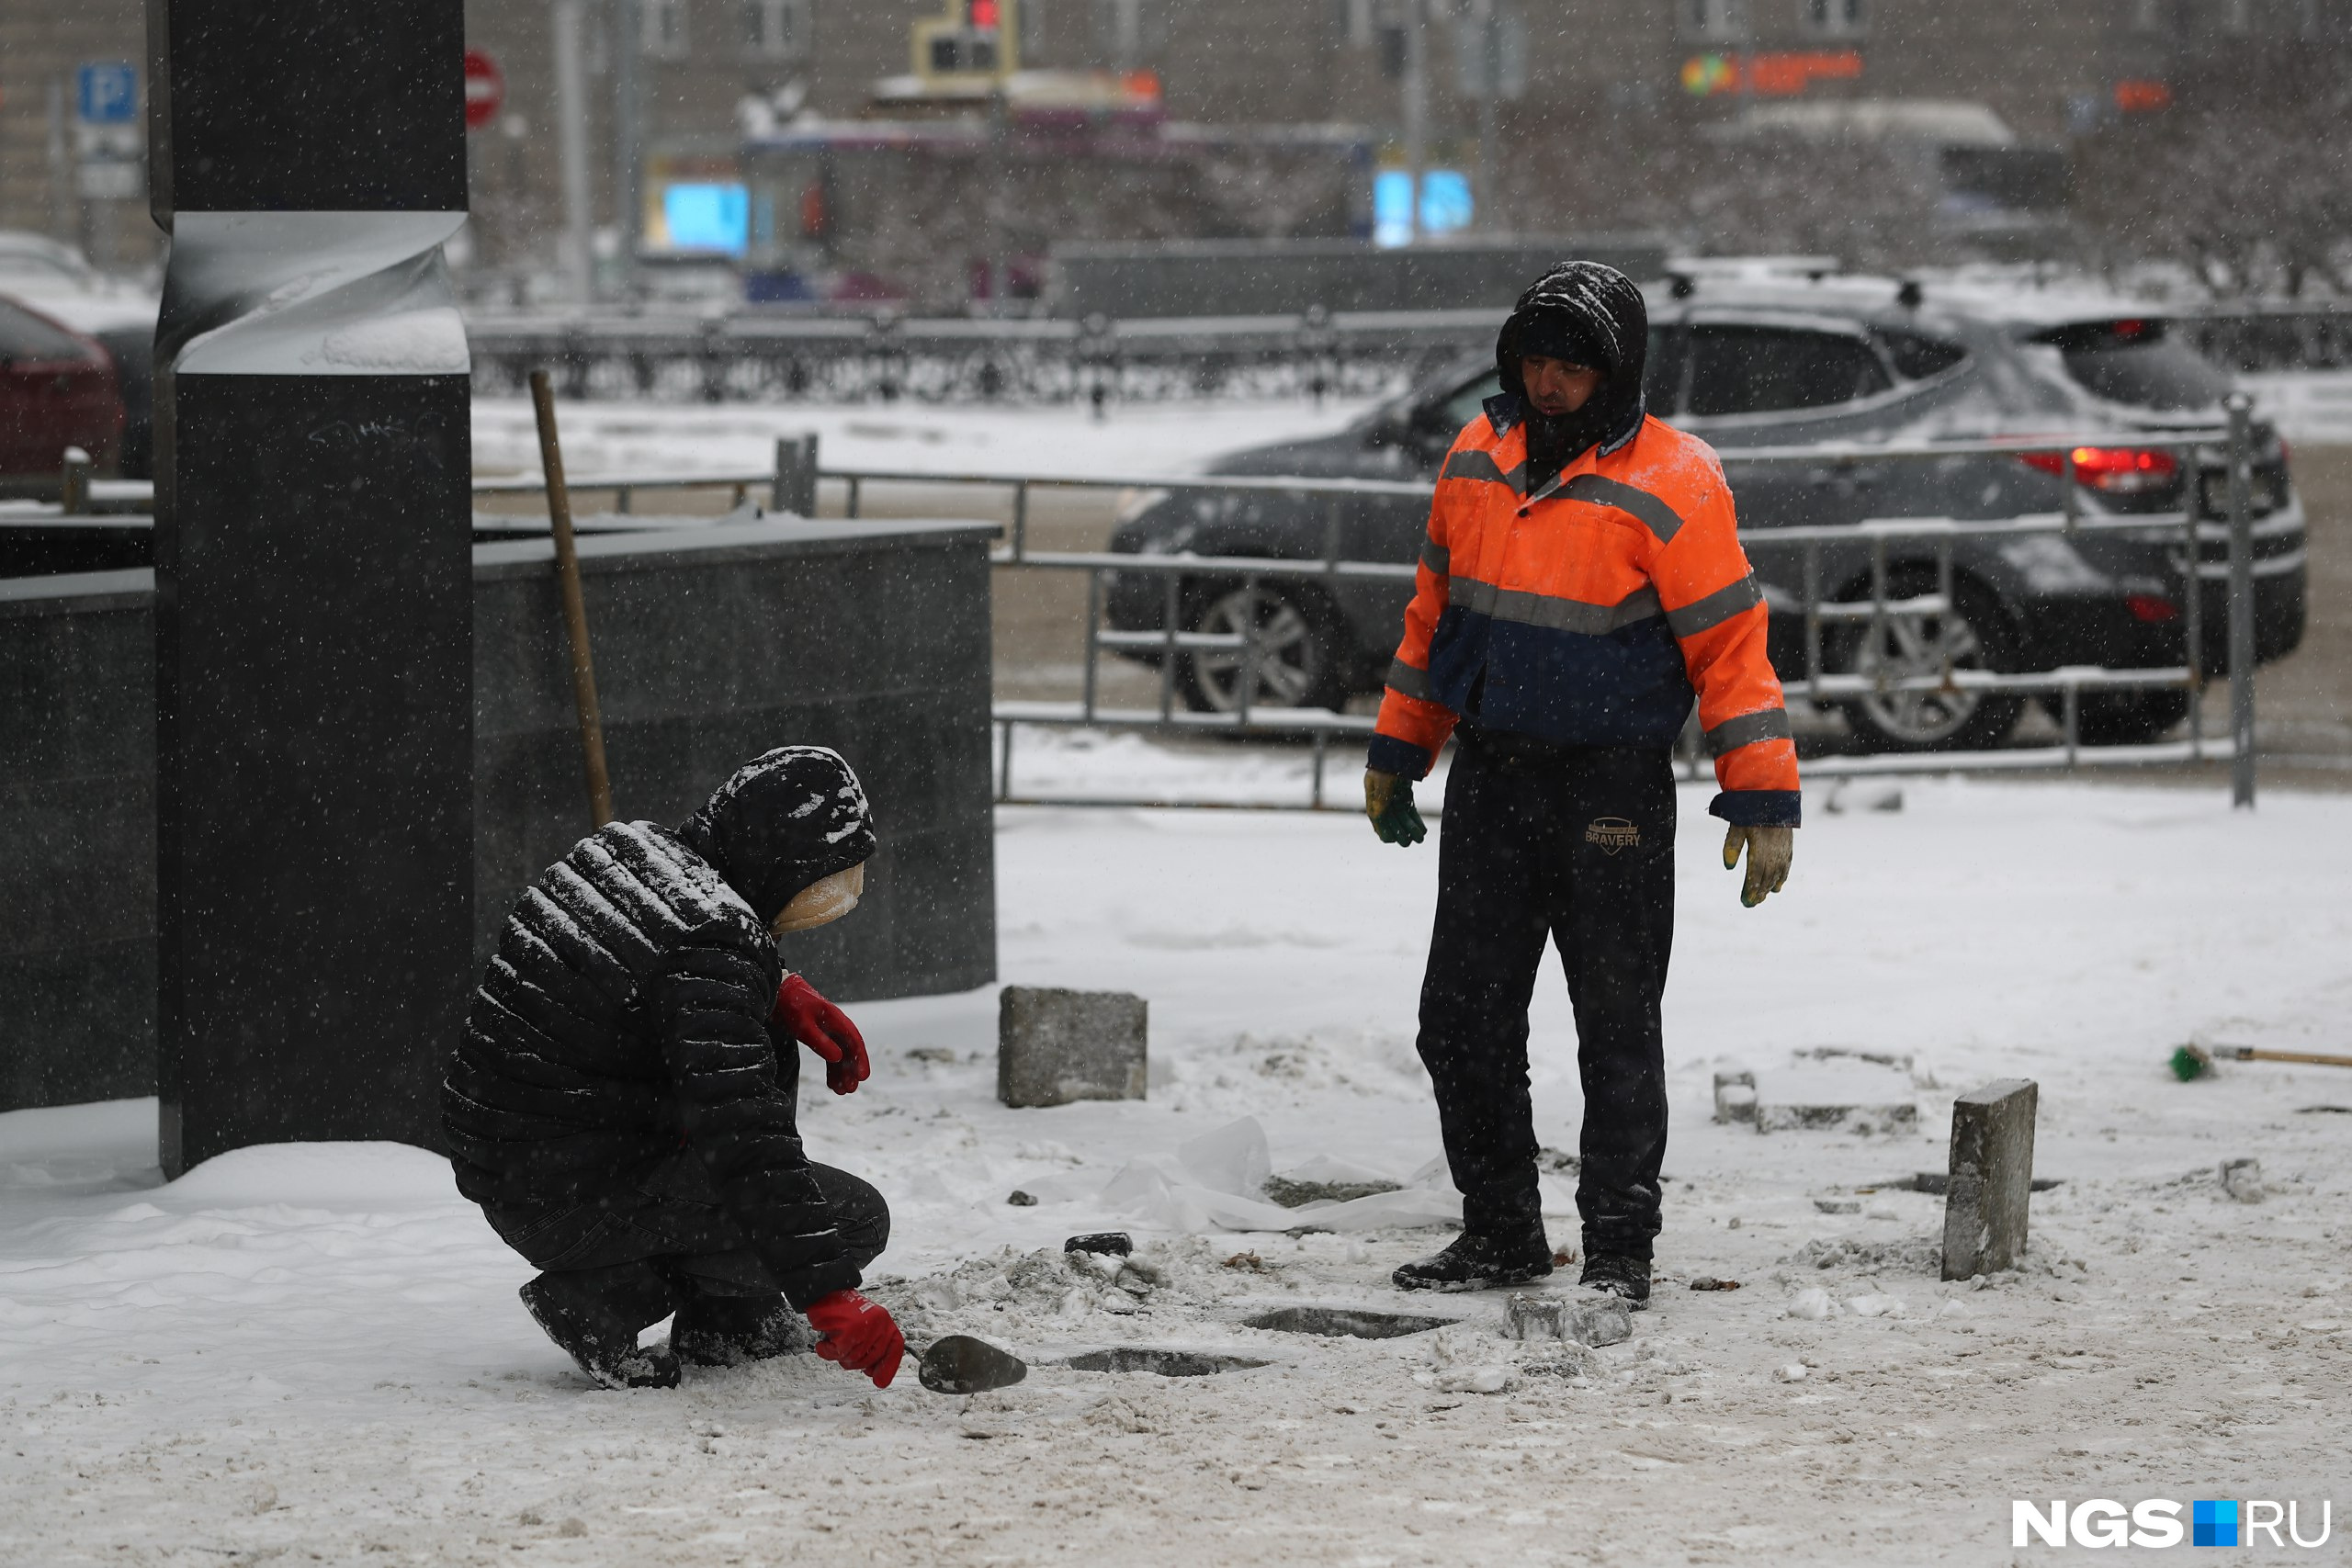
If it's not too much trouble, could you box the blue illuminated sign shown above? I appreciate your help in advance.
[1373,169,1473,248]
[662,183,750,254]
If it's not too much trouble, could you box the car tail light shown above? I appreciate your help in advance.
[2020,446,2180,495]
[2123,594,2180,623]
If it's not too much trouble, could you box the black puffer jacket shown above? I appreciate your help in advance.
[443,747,878,1306]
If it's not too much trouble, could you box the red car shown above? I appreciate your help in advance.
[0,293,123,484]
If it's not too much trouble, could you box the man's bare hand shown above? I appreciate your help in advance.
[1722,826,1793,908]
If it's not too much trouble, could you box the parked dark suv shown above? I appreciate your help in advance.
[1103,274,2306,750]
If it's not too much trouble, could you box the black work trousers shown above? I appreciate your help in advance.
[487,1152,889,1333]
[1417,730,1676,1260]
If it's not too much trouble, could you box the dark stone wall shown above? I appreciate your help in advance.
[154,375,477,1176]
[0,570,156,1111]
[0,517,997,1114]
[473,519,999,1002]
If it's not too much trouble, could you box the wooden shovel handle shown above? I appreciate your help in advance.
[528,370,615,829]
[2245,1048,2352,1070]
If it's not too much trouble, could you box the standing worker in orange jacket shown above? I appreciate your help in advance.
[1366,261,1798,1303]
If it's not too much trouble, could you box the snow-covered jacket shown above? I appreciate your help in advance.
[442,747,878,1306]
[1369,264,1802,828]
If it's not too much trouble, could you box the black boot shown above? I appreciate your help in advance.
[520,1274,681,1390]
[670,1292,810,1368]
[1392,1229,1554,1292]
[1577,1252,1651,1308]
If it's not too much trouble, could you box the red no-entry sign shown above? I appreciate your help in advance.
[463,50,503,131]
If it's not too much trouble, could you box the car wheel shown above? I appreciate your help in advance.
[1178,581,1347,715]
[1833,577,2024,752]
[2067,689,2191,746]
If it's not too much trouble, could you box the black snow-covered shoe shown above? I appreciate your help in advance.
[669,1293,812,1368]
[1577,1253,1651,1308]
[1392,1230,1555,1292]
[520,1277,681,1390]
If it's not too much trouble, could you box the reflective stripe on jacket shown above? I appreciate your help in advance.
[1369,407,1802,827]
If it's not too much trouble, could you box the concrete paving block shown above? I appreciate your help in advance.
[1940,1078,2039,1280]
[1713,1070,1758,1124]
[1504,1292,1633,1348]
[997,986,1148,1108]
[1753,1059,1918,1135]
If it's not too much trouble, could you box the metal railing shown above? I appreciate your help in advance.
[823,417,2266,812]
[460,297,2352,408]
[450,411,2272,811]
[17,397,2272,812]
[465,307,1496,410]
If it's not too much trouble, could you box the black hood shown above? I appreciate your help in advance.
[675,746,878,927]
[1493,260,1649,485]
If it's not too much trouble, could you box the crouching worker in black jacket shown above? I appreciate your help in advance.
[444,746,906,1392]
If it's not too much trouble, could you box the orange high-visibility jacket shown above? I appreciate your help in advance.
[1369,402,1802,827]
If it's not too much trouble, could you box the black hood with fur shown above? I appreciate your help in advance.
[675,746,878,927]
[1491,260,1650,489]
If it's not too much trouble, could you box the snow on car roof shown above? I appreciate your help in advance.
[1645,270,2177,334]
[0,231,160,335]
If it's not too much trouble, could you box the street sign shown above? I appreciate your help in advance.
[74,62,142,205]
[463,50,503,131]
[76,62,138,125]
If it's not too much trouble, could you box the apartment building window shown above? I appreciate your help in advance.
[744,0,810,60]
[1094,0,1166,65]
[643,0,691,60]
[1681,0,1750,39]
[1796,0,1867,37]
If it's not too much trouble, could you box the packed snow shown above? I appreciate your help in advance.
[4,773,2348,1563]
[469,396,1385,485]
[2246,371,2352,446]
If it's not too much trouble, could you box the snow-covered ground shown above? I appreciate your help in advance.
[470,377,2352,483]
[5,773,2349,1563]
[471,396,1384,484]
[2247,372,2352,446]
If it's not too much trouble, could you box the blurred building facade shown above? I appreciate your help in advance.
[3,0,2348,285]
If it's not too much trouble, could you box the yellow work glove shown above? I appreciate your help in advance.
[1363,769,1427,847]
[1722,825,1793,908]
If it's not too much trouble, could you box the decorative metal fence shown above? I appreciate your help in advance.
[463,299,2352,410]
[464,308,1498,410]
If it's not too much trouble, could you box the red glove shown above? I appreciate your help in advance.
[773,975,869,1096]
[805,1290,904,1389]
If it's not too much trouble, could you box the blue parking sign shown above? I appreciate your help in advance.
[77,62,139,125]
